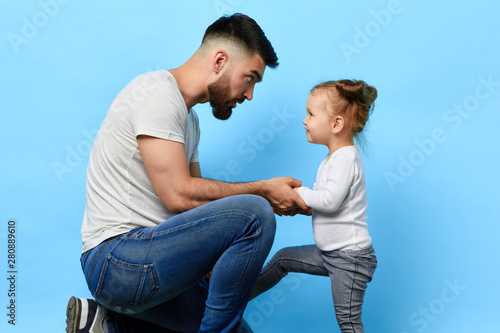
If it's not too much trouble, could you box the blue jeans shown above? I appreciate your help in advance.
[81,195,276,333]
[250,244,377,333]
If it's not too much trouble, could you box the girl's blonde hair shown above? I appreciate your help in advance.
[311,80,377,144]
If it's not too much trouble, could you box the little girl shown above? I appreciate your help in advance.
[250,80,378,333]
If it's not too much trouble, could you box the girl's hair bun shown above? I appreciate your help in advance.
[335,80,377,108]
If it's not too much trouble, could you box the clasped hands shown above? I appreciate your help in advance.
[263,177,312,217]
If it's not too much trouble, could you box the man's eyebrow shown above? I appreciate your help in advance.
[251,70,263,82]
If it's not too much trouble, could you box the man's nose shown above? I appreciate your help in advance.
[243,85,255,101]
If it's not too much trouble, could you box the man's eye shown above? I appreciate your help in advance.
[247,77,253,83]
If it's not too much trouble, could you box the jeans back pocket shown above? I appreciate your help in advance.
[94,254,159,307]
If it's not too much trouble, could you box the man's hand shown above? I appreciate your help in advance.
[292,206,313,216]
[261,177,309,216]
[289,187,312,216]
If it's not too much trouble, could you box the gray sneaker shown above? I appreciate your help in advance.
[66,296,107,333]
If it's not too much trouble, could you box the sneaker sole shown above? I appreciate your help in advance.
[66,296,81,333]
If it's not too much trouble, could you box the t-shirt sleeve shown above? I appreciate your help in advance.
[189,110,201,163]
[130,82,187,144]
[297,151,356,213]
[190,148,200,163]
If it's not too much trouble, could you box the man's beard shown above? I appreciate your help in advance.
[208,71,237,120]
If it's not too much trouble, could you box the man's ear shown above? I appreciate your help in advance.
[213,50,229,74]
[331,115,345,134]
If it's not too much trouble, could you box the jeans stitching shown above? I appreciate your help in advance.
[264,258,328,279]
[80,250,90,270]
[204,210,265,326]
[142,265,160,305]
[348,258,359,331]
[152,209,257,238]
[228,218,260,322]
[87,238,116,283]
[94,254,111,300]
[95,254,160,307]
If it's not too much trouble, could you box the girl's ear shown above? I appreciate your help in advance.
[331,115,345,134]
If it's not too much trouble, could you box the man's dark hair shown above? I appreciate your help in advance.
[202,13,279,69]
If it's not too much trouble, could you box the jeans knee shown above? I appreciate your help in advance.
[273,248,291,262]
[273,246,305,262]
[266,250,290,275]
[235,194,276,232]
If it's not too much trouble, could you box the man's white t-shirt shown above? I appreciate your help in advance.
[298,146,372,251]
[81,70,200,253]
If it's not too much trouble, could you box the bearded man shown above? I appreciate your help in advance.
[66,13,308,333]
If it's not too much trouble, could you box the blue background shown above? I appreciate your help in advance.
[1,0,499,332]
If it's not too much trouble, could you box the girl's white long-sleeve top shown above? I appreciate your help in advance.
[298,145,372,251]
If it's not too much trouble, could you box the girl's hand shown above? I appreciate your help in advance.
[261,177,308,216]
[288,187,312,216]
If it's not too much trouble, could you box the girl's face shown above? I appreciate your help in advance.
[303,92,333,146]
